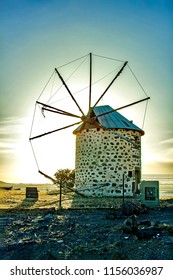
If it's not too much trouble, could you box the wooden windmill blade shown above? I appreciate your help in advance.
[30,53,134,141]
[29,120,82,141]
[91,96,150,120]
[29,60,87,142]
[32,54,150,142]
[36,101,82,119]
[88,52,92,110]
[29,52,150,193]
[92,60,128,110]
[85,53,149,125]
[29,52,150,142]
[54,68,85,116]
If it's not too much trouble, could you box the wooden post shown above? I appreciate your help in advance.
[59,181,62,208]
[122,174,125,202]
[89,52,92,110]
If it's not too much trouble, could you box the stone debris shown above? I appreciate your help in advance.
[0,206,172,260]
[121,201,141,216]
[138,220,151,226]
[136,226,157,240]
[32,217,45,223]
[122,215,138,233]
[106,211,123,220]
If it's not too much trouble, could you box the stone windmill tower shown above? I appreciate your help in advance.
[73,105,144,197]
[29,53,149,197]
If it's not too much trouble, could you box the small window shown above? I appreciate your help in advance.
[135,136,138,143]
[128,171,133,178]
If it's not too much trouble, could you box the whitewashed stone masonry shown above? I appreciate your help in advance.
[75,127,141,197]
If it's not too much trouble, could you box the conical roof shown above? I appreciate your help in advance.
[73,105,144,135]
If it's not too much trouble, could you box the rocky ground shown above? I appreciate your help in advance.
[0,200,173,260]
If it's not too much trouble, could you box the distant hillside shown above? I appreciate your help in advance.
[0,180,12,186]
[0,180,54,188]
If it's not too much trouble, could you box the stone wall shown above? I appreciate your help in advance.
[75,127,142,197]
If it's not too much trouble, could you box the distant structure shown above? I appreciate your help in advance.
[73,105,144,197]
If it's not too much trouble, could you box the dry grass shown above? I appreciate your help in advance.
[0,185,172,211]
[0,188,59,210]
[0,188,124,210]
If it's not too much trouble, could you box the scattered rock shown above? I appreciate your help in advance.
[122,201,141,216]
[164,236,173,245]
[138,220,151,226]
[57,240,64,243]
[44,214,54,220]
[43,208,56,216]
[160,223,169,229]
[136,226,157,239]
[168,226,173,234]
[122,215,138,233]
[0,208,173,260]
[106,211,122,220]
[0,217,13,227]
[140,209,148,214]
[32,217,45,223]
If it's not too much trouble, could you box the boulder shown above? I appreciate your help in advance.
[122,215,138,233]
[136,226,157,239]
[122,201,141,216]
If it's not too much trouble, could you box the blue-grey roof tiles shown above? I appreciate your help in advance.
[74,105,144,135]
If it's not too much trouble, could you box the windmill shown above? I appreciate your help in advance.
[29,53,150,197]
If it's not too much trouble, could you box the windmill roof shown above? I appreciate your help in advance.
[73,105,144,135]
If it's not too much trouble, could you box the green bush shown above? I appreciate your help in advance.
[54,169,75,191]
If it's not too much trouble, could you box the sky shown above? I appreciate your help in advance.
[0,0,173,183]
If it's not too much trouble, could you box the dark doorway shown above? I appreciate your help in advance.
[135,168,140,192]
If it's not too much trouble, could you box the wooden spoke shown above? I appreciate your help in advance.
[55,68,85,116]
[89,52,92,110]
[29,121,82,141]
[92,61,128,109]
[36,101,81,118]
[95,97,150,119]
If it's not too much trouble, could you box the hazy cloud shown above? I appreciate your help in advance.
[159,138,173,145]
[0,117,24,155]
[0,117,23,133]
[144,160,173,174]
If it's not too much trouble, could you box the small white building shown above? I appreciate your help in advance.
[73,105,144,197]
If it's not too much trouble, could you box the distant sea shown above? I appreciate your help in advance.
[142,174,173,198]
[1,174,172,199]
